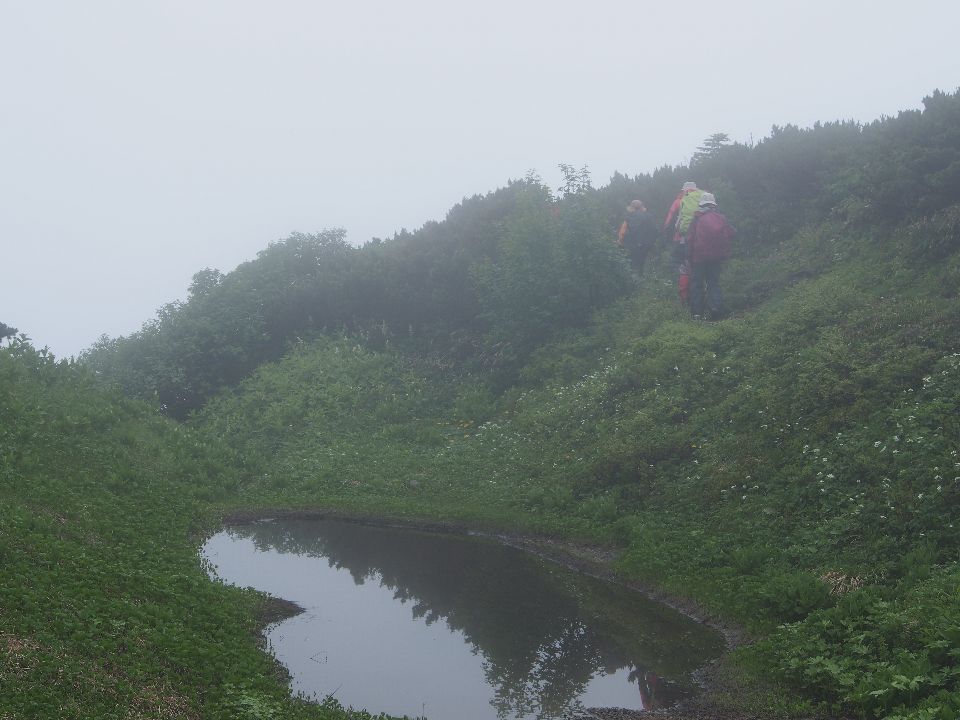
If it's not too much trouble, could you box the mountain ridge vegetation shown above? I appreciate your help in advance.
[3,88,960,719]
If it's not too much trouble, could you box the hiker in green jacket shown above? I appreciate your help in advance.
[663,181,704,303]
[664,181,704,261]
[676,184,705,242]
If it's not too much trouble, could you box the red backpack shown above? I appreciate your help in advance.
[688,211,735,263]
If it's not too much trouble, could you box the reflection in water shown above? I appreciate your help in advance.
[203,518,723,720]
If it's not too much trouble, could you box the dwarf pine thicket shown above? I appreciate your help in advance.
[3,90,960,719]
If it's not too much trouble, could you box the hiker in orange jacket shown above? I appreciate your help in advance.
[617,200,657,275]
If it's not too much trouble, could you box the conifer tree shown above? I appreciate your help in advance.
[693,132,731,163]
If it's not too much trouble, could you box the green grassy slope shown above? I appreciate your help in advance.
[193,206,960,719]
[11,90,960,720]
[0,342,397,720]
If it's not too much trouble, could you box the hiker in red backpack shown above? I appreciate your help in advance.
[685,192,735,320]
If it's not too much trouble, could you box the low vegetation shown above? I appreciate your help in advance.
[3,90,959,719]
[0,342,389,719]
[193,213,960,718]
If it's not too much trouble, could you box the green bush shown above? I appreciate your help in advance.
[761,568,960,720]
[758,572,835,623]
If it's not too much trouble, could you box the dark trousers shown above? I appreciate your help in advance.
[670,241,686,268]
[628,245,650,275]
[689,260,724,317]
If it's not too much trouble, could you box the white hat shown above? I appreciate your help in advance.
[698,192,717,207]
[682,181,698,191]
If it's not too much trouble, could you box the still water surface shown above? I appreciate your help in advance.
[202,518,723,720]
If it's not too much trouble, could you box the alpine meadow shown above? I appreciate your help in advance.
[3,90,960,720]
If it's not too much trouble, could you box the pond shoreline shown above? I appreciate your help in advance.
[218,506,759,720]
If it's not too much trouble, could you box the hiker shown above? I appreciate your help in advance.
[662,181,704,260]
[662,181,704,303]
[617,199,657,274]
[685,192,735,320]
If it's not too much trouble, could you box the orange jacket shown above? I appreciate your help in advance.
[663,192,685,231]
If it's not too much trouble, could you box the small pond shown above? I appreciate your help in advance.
[202,518,723,720]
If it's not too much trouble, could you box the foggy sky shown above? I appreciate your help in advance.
[2,1,958,358]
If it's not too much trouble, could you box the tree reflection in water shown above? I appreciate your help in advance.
[225,518,723,719]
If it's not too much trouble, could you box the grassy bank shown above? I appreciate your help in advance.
[5,207,956,719]
[0,341,397,719]
[3,208,958,718]
[191,209,960,719]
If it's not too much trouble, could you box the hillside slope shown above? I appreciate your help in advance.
[53,88,960,719]
[0,341,400,719]
[193,183,960,717]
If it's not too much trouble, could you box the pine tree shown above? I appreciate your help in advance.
[693,132,731,163]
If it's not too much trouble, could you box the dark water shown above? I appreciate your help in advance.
[202,518,723,720]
